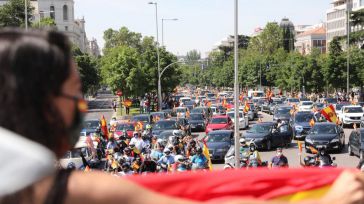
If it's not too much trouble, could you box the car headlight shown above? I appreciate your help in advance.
[331,138,340,143]
[295,126,303,132]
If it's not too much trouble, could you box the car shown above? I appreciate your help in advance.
[207,130,234,161]
[117,115,132,123]
[206,115,233,134]
[333,103,350,116]
[131,114,152,129]
[150,112,168,121]
[313,103,325,111]
[273,105,292,122]
[285,98,300,106]
[81,119,100,136]
[348,128,364,159]
[256,98,268,111]
[191,107,212,119]
[114,122,135,139]
[226,111,249,130]
[210,106,219,116]
[291,111,315,140]
[156,130,175,147]
[247,102,258,119]
[189,113,207,132]
[184,100,196,110]
[323,98,338,105]
[176,117,191,134]
[305,123,345,153]
[217,105,227,115]
[269,101,284,115]
[179,97,191,106]
[175,107,189,118]
[337,105,364,127]
[299,101,314,112]
[162,109,176,117]
[152,119,179,138]
[244,122,292,150]
[60,139,99,170]
[206,93,216,99]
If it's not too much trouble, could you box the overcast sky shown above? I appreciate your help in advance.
[74,0,332,56]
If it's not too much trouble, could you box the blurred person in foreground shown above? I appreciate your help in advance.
[0,29,364,204]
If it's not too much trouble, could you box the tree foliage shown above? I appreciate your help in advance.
[0,0,33,28]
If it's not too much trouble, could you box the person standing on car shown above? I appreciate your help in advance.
[270,148,289,168]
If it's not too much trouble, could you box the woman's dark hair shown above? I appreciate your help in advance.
[0,28,72,156]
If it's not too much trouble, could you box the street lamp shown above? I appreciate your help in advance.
[148,2,162,111]
[162,18,178,47]
[233,0,240,168]
[25,0,28,30]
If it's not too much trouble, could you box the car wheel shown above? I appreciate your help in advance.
[266,140,272,151]
[348,144,354,156]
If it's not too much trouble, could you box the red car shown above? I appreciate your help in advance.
[114,123,135,139]
[206,115,233,134]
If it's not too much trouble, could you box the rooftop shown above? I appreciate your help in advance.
[297,27,326,37]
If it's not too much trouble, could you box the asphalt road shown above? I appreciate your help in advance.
[212,112,360,170]
[86,91,360,170]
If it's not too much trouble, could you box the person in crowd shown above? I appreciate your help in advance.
[239,138,250,157]
[247,143,262,167]
[151,144,165,161]
[1,29,364,204]
[191,147,208,170]
[270,148,289,168]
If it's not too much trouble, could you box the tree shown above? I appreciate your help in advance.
[249,22,283,55]
[324,38,347,90]
[31,17,56,29]
[0,0,33,28]
[73,47,100,95]
[103,27,142,54]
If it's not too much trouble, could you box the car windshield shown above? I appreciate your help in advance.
[295,114,313,122]
[302,102,313,106]
[344,107,363,113]
[71,147,88,158]
[310,125,337,135]
[227,112,243,118]
[289,99,299,103]
[207,133,231,142]
[326,98,337,103]
[276,108,291,114]
[190,114,204,120]
[154,121,177,130]
[335,104,344,111]
[83,120,99,128]
[116,124,134,131]
[211,118,228,124]
[132,116,149,123]
[315,103,324,108]
[191,108,203,113]
[248,125,271,134]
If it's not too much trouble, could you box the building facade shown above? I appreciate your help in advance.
[295,26,327,55]
[89,38,100,57]
[0,0,90,53]
[326,0,352,47]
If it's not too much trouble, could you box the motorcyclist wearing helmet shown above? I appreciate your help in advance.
[172,155,190,172]
[151,144,164,161]
[130,131,145,153]
[247,143,262,167]
[191,147,208,170]
[157,149,175,171]
[118,163,134,176]
[239,138,250,157]
[317,148,333,167]
[122,147,134,164]
[186,139,197,157]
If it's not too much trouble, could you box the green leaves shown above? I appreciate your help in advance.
[0,0,33,28]
[100,27,180,97]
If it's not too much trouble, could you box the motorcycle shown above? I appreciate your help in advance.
[303,150,337,168]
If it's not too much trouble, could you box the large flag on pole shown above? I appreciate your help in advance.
[128,168,343,202]
[100,115,108,139]
[202,140,212,171]
[321,105,338,123]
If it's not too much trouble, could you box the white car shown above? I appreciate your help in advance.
[210,106,218,116]
[299,101,313,112]
[179,97,191,106]
[60,139,98,169]
[226,111,249,130]
[337,105,364,127]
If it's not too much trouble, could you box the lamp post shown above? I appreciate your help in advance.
[233,0,240,169]
[346,4,350,94]
[162,18,178,47]
[148,2,162,111]
[25,0,28,30]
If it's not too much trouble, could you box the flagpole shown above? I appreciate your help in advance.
[233,0,240,168]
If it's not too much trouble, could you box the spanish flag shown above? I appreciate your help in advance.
[128,168,344,202]
[135,121,144,132]
[100,115,108,139]
[202,140,212,171]
[321,105,338,123]
[244,102,250,113]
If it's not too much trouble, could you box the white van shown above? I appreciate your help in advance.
[248,90,265,99]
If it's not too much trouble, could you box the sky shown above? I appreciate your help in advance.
[74,0,332,57]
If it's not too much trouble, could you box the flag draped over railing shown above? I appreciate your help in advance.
[128,168,344,202]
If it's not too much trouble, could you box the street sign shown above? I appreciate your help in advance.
[116,90,122,97]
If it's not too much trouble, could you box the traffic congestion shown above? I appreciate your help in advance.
[74,88,364,175]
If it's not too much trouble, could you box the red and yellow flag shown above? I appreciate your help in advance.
[321,105,338,123]
[244,101,250,113]
[202,140,212,171]
[128,168,344,202]
[100,115,108,139]
[309,118,315,127]
[135,121,144,132]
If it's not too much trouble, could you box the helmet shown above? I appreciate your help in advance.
[163,149,171,154]
[146,124,152,130]
[167,144,174,151]
[239,138,246,144]
[173,130,180,136]
[133,131,139,137]
[304,157,311,165]
[277,119,282,124]
[249,143,257,151]
[174,155,184,162]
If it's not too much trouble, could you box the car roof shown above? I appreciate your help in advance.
[253,122,275,126]
[212,115,229,118]
[342,105,362,108]
[313,122,336,126]
[133,114,150,117]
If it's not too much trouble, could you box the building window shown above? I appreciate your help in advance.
[63,5,68,21]
[39,11,44,19]
[50,6,55,19]
[65,26,68,31]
